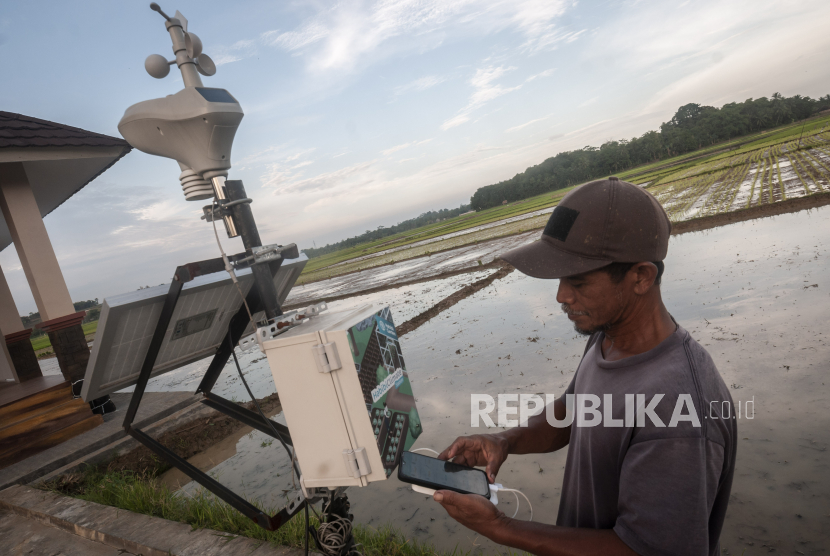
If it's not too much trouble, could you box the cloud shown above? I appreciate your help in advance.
[506,115,551,133]
[212,38,258,66]
[441,65,521,130]
[286,148,316,162]
[578,96,598,108]
[440,113,471,131]
[128,199,189,222]
[525,68,555,82]
[251,0,575,73]
[381,138,433,156]
[393,75,446,96]
[381,143,411,156]
[508,1,584,53]
[269,160,376,195]
[263,21,330,51]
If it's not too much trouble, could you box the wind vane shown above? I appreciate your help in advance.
[144,3,217,82]
[119,2,242,219]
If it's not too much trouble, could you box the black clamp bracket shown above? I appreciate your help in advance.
[200,197,252,222]
[232,243,300,271]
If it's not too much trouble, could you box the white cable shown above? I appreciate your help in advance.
[211,203,302,489]
[316,504,364,556]
[496,487,533,521]
[410,447,440,456]
[211,203,254,322]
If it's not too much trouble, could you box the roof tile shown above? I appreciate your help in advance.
[0,111,130,149]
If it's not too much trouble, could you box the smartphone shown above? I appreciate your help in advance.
[397,451,491,498]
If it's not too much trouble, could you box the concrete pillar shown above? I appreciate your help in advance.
[0,332,18,383]
[0,163,75,321]
[0,163,86,384]
[40,314,88,386]
[0,264,41,382]
[0,264,24,335]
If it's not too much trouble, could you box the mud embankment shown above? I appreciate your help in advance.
[673,190,830,234]
[396,263,514,336]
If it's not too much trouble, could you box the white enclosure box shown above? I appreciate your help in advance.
[261,304,422,489]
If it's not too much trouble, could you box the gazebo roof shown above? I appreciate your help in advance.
[0,112,131,251]
[0,112,130,149]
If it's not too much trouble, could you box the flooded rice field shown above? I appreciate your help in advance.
[300,134,830,287]
[654,133,830,222]
[141,205,830,554]
[329,207,556,269]
[286,232,535,306]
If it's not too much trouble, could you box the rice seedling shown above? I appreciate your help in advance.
[785,154,812,195]
[746,158,764,208]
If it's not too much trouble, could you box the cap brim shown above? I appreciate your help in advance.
[501,237,612,279]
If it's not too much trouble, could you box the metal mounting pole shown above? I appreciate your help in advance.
[224,179,283,320]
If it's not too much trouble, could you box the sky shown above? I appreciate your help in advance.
[0,0,829,315]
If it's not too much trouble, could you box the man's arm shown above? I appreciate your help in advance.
[439,398,571,483]
[496,396,571,455]
[434,490,637,556]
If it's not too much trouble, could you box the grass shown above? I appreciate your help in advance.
[41,468,528,556]
[30,320,98,352]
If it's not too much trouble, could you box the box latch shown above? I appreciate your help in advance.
[342,447,372,478]
[313,342,342,373]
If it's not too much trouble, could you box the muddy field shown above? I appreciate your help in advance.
[110,205,830,555]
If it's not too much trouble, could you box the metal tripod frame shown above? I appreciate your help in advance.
[121,252,318,531]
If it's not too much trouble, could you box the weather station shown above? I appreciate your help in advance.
[81,4,423,554]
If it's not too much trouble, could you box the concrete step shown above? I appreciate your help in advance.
[0,484,304,556]
[0,391,199,490]
[0,508,136,555]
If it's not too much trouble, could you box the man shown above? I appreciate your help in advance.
[434,178,737,556]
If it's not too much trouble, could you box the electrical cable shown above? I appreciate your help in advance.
[314,498,364,556]
[494,487,533,521]
[212,200,363,543]
[304,503,309,556]
[410,447,440,456]
[212,200,301,485]
[211,202,254,322]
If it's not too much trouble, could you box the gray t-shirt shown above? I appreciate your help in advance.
[556,324,736,556]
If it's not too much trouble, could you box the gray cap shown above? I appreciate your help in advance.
[501,177,671,279]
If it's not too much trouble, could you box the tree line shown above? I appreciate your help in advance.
[470,92,830,210]
[303,205,471,259]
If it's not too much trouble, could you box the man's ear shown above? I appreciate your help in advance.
[631,262,658,294]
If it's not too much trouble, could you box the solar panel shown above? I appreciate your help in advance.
[81,254,307,401]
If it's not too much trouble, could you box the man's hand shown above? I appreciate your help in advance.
[438,434,509,483]
[433,490,506,540]
[435,491,639,556]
